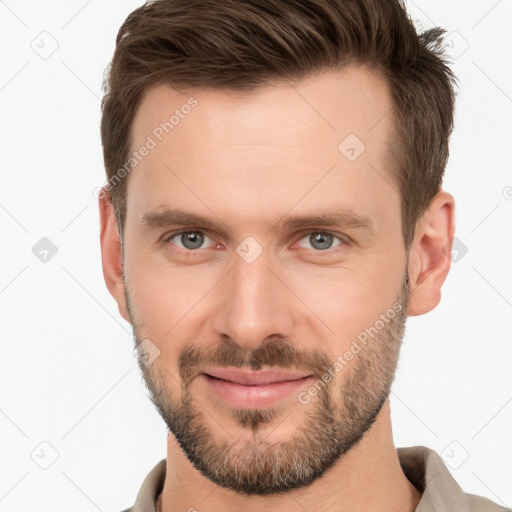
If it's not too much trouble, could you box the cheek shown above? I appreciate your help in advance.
[124,236,218,328]
[298,282,379,345]
[126,260,221,374]
[286,258,404,346]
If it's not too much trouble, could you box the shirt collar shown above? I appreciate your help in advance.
[397,445,468,512]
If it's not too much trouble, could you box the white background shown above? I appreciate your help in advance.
[0,1,511,511]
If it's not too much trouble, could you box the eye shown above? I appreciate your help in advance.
[164,230,216,251]
[162,230,348,255]
[296,231,346,251]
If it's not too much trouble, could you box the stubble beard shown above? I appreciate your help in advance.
[126,271,410,496]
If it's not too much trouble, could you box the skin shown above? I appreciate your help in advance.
[99,65,455,512]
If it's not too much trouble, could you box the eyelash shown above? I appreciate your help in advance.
[161,229,350,256]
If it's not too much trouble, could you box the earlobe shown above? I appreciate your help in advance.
[407,190,456,317]
[98,187,130,323]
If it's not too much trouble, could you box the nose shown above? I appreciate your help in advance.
[211,246,295,351]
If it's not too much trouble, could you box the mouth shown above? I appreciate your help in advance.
[200,367,314,409]
[202,367,313,386]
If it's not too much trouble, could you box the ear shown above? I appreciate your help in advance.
[407,189,456,316]
[98,187,131,323]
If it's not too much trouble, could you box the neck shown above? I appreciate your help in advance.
[158,400,422,512]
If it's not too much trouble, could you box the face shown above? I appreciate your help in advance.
[121,66,410,495]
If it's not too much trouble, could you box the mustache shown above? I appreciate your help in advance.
[178,336,332,387]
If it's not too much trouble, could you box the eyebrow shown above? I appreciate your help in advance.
[140,207,374,235]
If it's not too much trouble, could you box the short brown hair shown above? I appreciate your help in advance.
[100,0,457,250]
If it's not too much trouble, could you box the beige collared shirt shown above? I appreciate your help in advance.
[120,445,510,512]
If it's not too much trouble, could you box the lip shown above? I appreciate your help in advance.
[200,367,314,409]
[202,367,312,385]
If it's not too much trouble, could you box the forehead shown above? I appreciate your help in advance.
[127,65,398,233]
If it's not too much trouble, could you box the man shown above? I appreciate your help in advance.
[98,1,508,511]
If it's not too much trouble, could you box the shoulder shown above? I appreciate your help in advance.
[397,446,510,512]
[118,458,166,512]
